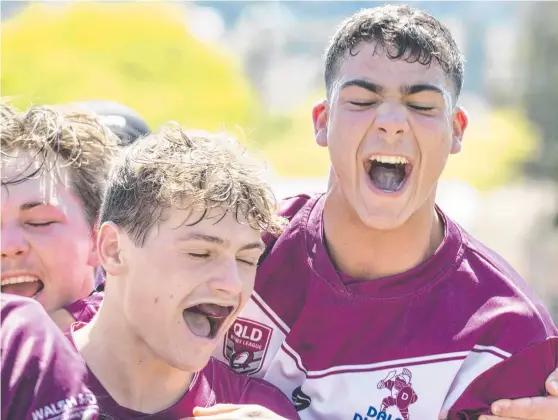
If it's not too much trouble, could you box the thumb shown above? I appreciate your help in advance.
[545,368,558,396]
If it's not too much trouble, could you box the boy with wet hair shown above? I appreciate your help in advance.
[1,103,116,326]
[213,5,558,419]
[70,125,297,418]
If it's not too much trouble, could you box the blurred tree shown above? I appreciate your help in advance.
[1,2,259,132]
[522,3,558,190]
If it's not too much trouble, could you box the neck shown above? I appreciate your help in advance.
[79,268,96,298]
[73,297,193,414]
[323,187,444,280]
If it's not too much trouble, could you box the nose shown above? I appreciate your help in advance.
[374,102,409,140]
[1,224,29,259]
[209,259,244,297]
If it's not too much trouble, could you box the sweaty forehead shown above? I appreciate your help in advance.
[1,149,73,205]
[163,205,262,243]
[2,149,71,181]
[335,43,450,93]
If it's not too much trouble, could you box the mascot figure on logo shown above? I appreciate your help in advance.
[377,368,418,420]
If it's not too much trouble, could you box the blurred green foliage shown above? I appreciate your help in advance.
[1,2,540,189]
[1,2,260,132]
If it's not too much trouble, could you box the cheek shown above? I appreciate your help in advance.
[328,112,369,168]
[413,117,453,157]
[240,270,257,300]
[35,229,84,264]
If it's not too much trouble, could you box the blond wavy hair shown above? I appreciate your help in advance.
[1,102,118,226]
[99,124,286,245]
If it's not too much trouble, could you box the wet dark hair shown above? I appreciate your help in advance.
[324,5,464,98]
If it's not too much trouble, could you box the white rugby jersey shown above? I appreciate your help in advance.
[215,194,558,420]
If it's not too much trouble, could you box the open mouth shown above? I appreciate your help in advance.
[366,155,412,193]
[1,276,44,299]
[183,303,234,340]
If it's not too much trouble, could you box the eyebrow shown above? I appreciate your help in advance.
[181,233,265,251]
[340,79,383,94]
[20,201,48,211]
[401,83,445,96]
[341,79,445,97]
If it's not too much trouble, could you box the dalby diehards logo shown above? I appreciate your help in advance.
[354,368,418,420]
[224,318,272,375]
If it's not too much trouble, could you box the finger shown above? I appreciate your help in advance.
[545,368,558,396]
[191,412,246,420]
[479,416,519,420]
[193,405,241,416]
[490,396,558,419]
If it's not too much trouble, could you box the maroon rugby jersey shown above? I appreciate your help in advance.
[215,193,558,419]
[64,291,104,325]
[69,322,299,419]
[1,294,98,420]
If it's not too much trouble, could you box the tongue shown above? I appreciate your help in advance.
[370,165,404,192]
[1,281,42,298]
[197,303,229,318]
[183,311,211,337]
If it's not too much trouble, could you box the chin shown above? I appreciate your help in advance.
[355,202,413,231]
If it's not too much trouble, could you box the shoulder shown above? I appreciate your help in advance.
[204,358,298,419]
[1,294,81,366]
[277,193,315,219]
[457,225,557,346]
[1,295,98,419]
[261,193,322,255]
[2,294,60,341]
[1,294,85,373]
[447,337,558,418]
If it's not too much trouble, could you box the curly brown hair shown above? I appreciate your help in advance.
[1,102,118,226]
[324,5,464,99]
[99,124,286,246]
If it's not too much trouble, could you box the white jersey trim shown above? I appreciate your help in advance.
[280,342,509,380]
[472,344,511,359]
[251,291,291,335]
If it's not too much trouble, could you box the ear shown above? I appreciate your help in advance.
[97,222,126,276]
[312,99,329,148]
[86,219,100,267]
[450,106,468,155]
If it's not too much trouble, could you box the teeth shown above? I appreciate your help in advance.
[1,276,39,286]
[371,155,409,165]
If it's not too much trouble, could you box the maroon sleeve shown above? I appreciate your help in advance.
[447,338,558,418]
[1,295,99,420]
[260,194,313,260]
[239,377,301,420]
[64,291,104,324]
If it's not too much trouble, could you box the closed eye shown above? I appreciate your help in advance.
[349,101,377,107]
[409,105,434,112]
[27,221,57,227]
[189,252,210,259]
[237,258,257,267]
